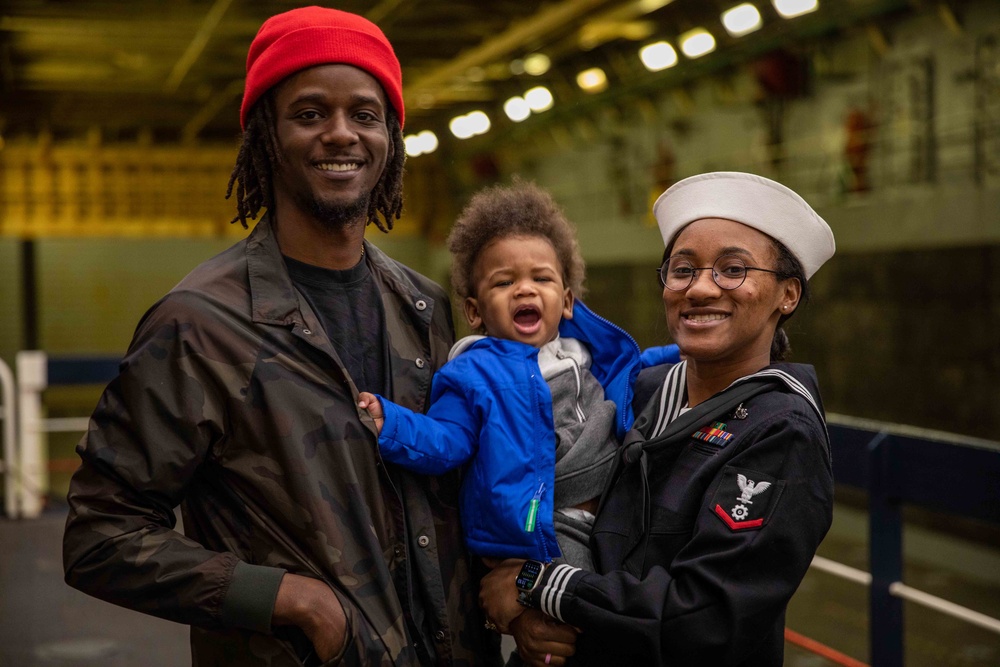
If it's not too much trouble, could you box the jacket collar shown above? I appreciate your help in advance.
[245,214,430,326]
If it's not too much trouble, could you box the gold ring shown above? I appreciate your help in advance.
[484,619,497,631]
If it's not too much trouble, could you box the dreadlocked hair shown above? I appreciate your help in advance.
[225,92,406,232]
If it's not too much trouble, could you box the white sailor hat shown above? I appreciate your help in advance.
[653,171,836,279]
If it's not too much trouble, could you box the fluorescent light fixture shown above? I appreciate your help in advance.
[465,111,491,135]
[404,134,423,157]
[523,53,551,76]
[417,130,437,154]
[639,41,678,72]
[722,4,763,36]
[772,0,819,19]
[576,67,608,93]
[449,114,475,139]
[680,28,716,58]
[524,86,554,112]
[504,96,531,122]
[403,131,438,157]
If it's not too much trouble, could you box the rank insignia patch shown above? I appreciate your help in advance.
[692,421,734,447]
[710,467,784,531]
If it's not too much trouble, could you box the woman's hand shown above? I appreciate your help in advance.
[510,610,578,667]
[272,573,348,663]
[479,558,527,633]
[357,392,384,433]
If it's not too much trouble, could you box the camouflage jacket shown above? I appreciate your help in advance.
[63,217,498,666]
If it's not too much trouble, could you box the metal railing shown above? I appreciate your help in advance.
[9,352,120,518]
[0,356,17,518]
[5,353,1000,667]
[822,413,1000,667]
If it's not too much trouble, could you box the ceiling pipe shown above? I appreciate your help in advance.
[164,0,234,93]
[182,79,244,143]
[404,0,616,109]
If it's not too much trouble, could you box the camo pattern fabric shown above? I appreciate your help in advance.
[63,217,498,666]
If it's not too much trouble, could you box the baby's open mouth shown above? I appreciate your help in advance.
[513,306,541,333]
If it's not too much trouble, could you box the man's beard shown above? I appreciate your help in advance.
[303,191,372,230]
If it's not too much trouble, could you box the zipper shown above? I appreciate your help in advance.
[581,303,641,434]
[524,482,545,533]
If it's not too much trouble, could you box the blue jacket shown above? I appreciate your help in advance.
[378,302,655,561]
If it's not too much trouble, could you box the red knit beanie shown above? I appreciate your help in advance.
[240,6,404,130]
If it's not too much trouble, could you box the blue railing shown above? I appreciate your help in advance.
[7,355,1000,665]
[826,414,1000,667]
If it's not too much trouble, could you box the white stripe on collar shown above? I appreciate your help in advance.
[652,360,687,438]
[651,362,823,436]
[730,368,824,424]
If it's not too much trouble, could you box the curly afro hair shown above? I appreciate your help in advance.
[448,179,586,301]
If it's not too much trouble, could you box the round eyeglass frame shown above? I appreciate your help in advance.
[656,254,784,291]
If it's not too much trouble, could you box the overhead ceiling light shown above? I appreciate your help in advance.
[449,115,473,140]
[772,0,819,19]
[509,58,526,75]
[722,3,763,37]
[639,41,678,71]
[403,131,438,157]
[680,28,716,58]
[524,86,554,112]
[576,67,608,93]
[451,112,491,139]
[404,134,423,157]
[466,111,491,135]
[417,130,438,154]
[504,96,532,122]
[523,53,551,76]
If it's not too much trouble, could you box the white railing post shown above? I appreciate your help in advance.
[0,357,17,518]
[16,351,48,518]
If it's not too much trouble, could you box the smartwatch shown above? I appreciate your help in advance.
[515,559,547,607]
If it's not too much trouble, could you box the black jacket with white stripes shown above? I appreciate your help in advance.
[527,362,834,666]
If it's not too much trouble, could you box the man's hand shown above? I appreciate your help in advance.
[479,558,527,633]
[272,573,348,663]
[510,610,578,667]
[357,392,384,434]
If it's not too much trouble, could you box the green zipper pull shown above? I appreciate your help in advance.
[524,482,545,533]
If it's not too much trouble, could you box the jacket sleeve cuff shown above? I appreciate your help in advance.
[375,394,400,445]
[221,561,286,633]
[532,563,585,624]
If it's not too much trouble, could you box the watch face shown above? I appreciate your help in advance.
[515,560,544,591]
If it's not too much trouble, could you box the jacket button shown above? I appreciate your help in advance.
[394,544,404,557]
[434,630,446,642]
[415,299,427,311]
[302,328,311,335]
[415,358,426,369]
[417,535,430,548]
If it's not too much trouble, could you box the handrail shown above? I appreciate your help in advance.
[0,357,17,518]
[824,415,1000,667]
[10,353,1000,666]
[809,555,1000,635]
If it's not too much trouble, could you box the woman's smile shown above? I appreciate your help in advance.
[681,311,730,325]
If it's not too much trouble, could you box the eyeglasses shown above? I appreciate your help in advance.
[657,254,784,291]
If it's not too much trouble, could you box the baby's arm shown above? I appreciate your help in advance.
[357,392,384,433]
[358,375,478,475]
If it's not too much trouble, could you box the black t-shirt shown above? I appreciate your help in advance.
[284,254,386,396]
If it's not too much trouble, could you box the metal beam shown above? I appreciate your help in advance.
[164,0,234,93]
[403,0,615,108]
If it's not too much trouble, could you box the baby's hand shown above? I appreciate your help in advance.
[357,392,385,434]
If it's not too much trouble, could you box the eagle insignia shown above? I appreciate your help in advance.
[736,474,771,504]
[712,468,782,532]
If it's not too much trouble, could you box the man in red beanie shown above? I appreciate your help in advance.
[64,6,497,666]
